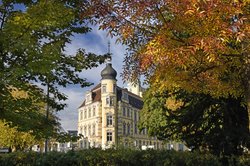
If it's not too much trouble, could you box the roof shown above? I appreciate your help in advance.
[78,84,101,108]
[101,63,117,80]
[79,84,143,110]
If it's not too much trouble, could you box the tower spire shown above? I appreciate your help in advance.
[107,40,112,63]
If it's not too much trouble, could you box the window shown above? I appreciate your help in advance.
[86,93,91,102]
[123,123,126,135]
[127,108,130,117]
[88,108,91,118]
[80,127,83,134]
[113,84,116,93]
[123,107,126,116]
[123,92,128,100]
[84,110,87,119]
[142,128,145,135]
[106,97,110,105]
[106,96,115,106]
[110,97,114,106]
[178,144,184,151]
[107,115,113,126]
[88,125,91,137]
[135,140,138,146]
[102,84,107,93]
[107,132,112,142]
[84,126,87,136]
[127,124,130,135]
[92,124,96,136]
[84,140,87,148]
[80,140,83,148]
[134,111,137,121]
[93,107,96,116]
[134,123,138,134]
[80,111,83,120]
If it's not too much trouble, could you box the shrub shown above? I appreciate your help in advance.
[0,149,249,166]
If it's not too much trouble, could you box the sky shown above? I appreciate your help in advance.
[57,26,127,131]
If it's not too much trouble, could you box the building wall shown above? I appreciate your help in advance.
[78,81,188,151]
[78,101,102,148]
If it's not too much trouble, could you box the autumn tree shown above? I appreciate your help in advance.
[0,0,108,133]
[85,0,250,124]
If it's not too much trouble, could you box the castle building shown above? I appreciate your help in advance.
[78,63,187,150]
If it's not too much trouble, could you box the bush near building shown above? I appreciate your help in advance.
[0,149,249,166]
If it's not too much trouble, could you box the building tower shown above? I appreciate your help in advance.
[100,62,117,148]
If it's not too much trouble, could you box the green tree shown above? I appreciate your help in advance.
[139,88,249,156]
[0,0,108,135]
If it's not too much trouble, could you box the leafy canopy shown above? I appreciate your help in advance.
[0,0,108,134]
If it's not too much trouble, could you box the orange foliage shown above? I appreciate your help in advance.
[84,0,250,99]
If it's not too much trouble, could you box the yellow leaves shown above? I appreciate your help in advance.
[206,54,216,63]
[13,16,21,22]
[0,120,37,150]
[8,86,28,99]
[185,9,195,15]
[165,97,184,111]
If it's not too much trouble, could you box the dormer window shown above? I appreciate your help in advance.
[86,92,92,103]
[123,92,128,100]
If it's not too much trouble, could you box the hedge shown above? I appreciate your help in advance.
[0,149,249,166]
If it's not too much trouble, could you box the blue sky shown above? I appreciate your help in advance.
[57,26,127,131]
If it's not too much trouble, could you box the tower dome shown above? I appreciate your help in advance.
[101,63,117,80]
